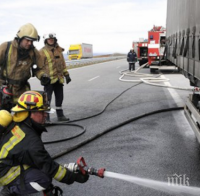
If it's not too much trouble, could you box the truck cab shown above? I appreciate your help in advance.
[68,44,82,60]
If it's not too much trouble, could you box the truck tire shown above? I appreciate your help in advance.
[150,68,156,73]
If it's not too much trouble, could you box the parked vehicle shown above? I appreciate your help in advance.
[133,38,148,66]
[68,43,93,60]
[166,0,200,143]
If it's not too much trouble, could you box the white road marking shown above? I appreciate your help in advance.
[160,75,183,107]
[160,75,195,138]
[88,76,100,81]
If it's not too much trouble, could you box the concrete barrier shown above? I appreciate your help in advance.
[65,56,126,69]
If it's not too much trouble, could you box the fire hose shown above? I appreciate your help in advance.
[119,62,196,92]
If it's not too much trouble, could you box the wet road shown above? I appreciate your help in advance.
[29,59,200,196]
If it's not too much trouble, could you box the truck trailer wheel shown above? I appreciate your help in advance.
[150,68,157,73]
[139,59,148,67]
[139,60,143,66]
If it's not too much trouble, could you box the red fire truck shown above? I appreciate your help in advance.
[148,26,167,71]
[132,38,148,66]
[132,26,175,71]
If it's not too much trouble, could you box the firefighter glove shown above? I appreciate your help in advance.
[41,74,50,86]
[65,75,71,84]
[74,173,89,184]
[66,170,89,185]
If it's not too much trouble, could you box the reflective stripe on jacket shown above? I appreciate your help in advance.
[39,44,69,84]
[0,165,30,186]
[0,125,28,185]
[0,118,72,186]
[0,39,44,83]
[0,39,46,102]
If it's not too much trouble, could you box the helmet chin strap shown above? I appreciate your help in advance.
[47,42,56,47]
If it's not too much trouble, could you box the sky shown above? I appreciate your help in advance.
[0,0,167,54]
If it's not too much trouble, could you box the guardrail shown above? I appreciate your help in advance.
[65,56,126,69]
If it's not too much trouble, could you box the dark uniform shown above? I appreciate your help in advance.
[127,49,137,71]
[0,91,88,195]
[0,118,76,195]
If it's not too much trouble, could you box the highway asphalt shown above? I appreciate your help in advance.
[28,59,200,196]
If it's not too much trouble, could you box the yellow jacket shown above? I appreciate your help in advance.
[39,43,69,84]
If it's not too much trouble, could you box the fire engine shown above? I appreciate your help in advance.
[132,38,148,66]
[133,26,176,71]
[147,26,175,72]
[148,26,166,70]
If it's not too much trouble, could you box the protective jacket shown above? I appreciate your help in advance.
[127,51,137,63]
[0,118,73,186]
[39,43,69,84]
[0,39,45,103]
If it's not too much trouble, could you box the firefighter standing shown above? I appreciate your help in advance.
[39,33,71,122]
[127,49,137,71]
[0,23,50,111]
[0,91,89,195]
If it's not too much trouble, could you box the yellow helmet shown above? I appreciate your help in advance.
[16,23,40,41]
[0,110,13,127]
[11,91,50,113]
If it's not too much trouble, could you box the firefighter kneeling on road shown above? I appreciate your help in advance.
[0,23,50,112]
[0,91,89,196]
[39,33,71,122]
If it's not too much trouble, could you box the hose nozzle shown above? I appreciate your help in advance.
[87,167,105,178]
[77,157,105,178]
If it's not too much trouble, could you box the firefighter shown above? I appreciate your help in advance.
[0,91,89,195]
[0,23,50,111]
[39,33,71,122]
[127,49,137,71]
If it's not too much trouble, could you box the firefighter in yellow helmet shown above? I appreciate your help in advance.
[0,91,89,195]
[0,23,50,111]
[39,33,71,122]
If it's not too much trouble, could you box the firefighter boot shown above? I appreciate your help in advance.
[56,109,69,122]
[44,184,63,196]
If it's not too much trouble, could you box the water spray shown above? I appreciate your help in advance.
[65,157,200,196]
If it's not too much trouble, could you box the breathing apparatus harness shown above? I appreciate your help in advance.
[0,40,38,111]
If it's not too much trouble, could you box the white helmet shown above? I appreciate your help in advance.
[43,33,56,42]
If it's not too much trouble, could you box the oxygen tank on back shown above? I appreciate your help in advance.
[0,110,13,134]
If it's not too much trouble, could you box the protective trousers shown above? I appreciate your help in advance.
[0,168,52,195]
[44,81,69,121]
[129,63,135,71]
[44,81,63,107]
